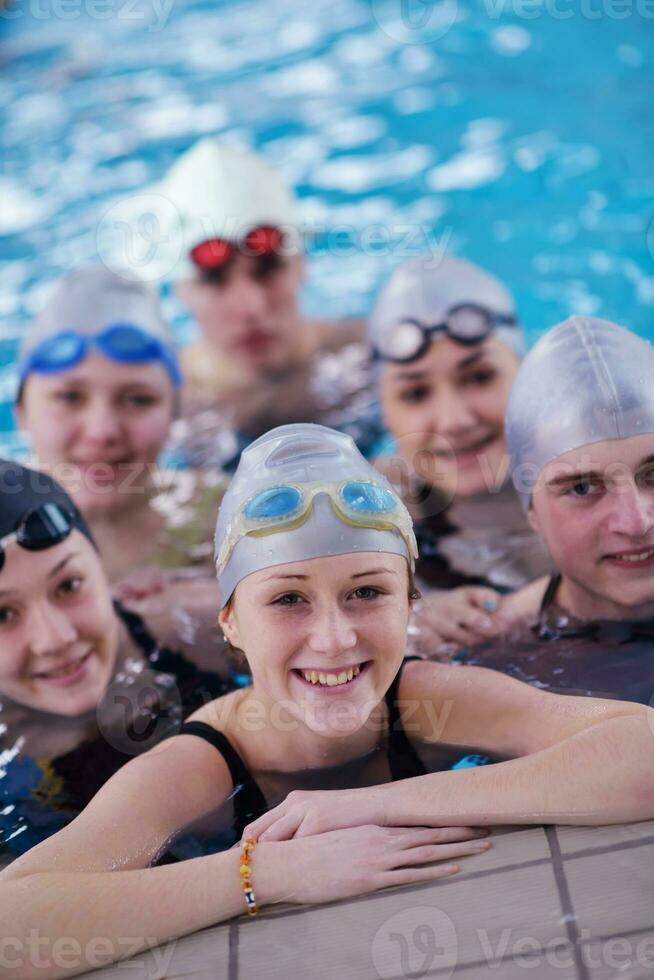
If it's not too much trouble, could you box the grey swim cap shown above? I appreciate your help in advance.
[19,266,178,387]
[214,423,416,606]
[507,316,654,510]
[369,254,525,360]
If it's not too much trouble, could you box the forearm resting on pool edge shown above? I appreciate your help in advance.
[0,847,287,980]
[375,713,654,828]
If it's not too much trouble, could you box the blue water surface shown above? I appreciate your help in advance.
[1,0,653,447]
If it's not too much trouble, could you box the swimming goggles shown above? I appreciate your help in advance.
[0,504,75,573]
[374,304,518,363]
[191,225,284,270]
[216,479,418,572]
[19,324,182,387]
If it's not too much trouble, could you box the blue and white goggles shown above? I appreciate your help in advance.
[19,323,182,388]
[216,479,418,573]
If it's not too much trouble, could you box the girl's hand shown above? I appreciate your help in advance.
[245,788,382,841]
[410,586,508,654]
[244,788,485,845]
[256,825,491,906]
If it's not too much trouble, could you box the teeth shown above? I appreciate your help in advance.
[40,655,87,679]
[300,665,363,687]
[614,549,654,563]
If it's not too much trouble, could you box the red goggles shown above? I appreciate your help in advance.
[190,225,284,270]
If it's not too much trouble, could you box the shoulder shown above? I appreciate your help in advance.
[309,316,366,352]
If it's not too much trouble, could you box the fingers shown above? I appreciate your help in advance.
[466,587,502,612]
[382,863,461,888]
[243,807,286,842]
[256,813,303,843]
[391,827,489,847]
[395,838,491,866]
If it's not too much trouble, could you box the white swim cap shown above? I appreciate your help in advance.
[369,255,525,362]
[157,139,299,278]
[507,316,654,509]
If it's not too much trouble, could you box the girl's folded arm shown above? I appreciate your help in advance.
[0,734,240,980]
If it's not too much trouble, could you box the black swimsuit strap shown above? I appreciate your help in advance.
[113,601,159,658]
[176,656,427,838]
[384,656,427,779]
[538,574,561,616]
[178,721,268,827]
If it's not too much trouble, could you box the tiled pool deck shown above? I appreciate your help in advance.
[73,820,654,980]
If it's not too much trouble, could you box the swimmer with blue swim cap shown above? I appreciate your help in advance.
[15,266,225,586]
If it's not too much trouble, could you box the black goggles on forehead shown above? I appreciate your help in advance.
[0,504,75,573]
[374,303,518,364]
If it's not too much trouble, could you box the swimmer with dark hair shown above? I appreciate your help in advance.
[0,459,233,851]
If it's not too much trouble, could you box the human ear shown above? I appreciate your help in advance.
[218,602,240,648]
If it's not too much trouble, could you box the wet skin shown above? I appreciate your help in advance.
[177,253,306,375]
[380,336,520,500]
[218,552,412,769]
[17,355,175,519]
[0,531,119,717]
[528,434,654,621]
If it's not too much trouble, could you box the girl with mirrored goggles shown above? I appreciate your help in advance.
[374,304,518,363]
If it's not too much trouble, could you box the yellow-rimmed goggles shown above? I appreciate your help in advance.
[215,479,418,573]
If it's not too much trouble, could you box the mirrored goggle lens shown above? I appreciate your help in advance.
[243,485,303,522]
[100,325,160,360]
[17,504,73,551]
[340,481,398,514]
[191,238,235,269]
[31,332,85,370]
[447,306,492,342]
[379,321,424,361]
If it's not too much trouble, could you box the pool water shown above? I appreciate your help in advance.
[1,0,653,447]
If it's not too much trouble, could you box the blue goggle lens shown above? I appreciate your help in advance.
[244,486,303,521]
[340,482,397,513]
[100,325,159,359]
[32,332,85,370]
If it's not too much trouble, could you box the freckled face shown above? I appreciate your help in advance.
[0,531,120,716]
[18,355,175,517]
[380,337,520,499]
[528,434,654,620]
[219,552,411,737]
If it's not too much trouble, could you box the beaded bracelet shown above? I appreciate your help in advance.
[239,837,258,917]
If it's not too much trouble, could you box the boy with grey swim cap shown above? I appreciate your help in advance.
[466,316,654,705]
[369,254,549,653]
[214,423,417,608]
